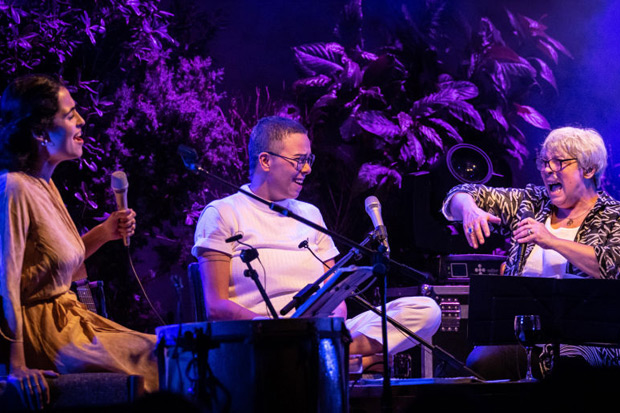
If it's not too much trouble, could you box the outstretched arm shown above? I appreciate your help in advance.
[445,192,501,249]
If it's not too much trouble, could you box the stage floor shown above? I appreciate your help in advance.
[349,376,615,412]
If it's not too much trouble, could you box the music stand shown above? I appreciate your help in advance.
[468,275,620,347]
[291,265,376,319]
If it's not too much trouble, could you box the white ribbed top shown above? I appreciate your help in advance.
[192,185,340,316]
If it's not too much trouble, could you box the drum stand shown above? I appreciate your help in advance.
[240,247,279,319]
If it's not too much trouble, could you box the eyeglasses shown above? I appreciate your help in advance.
[266,151,315,171]
[536,157,577,172]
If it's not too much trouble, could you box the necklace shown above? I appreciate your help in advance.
[555,199,597,226]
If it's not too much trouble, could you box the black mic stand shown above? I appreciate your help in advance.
[239,248,279,319]
[371,245,391,412]
[291,230,486,381]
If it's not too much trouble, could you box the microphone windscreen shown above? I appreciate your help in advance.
[111,170,128,191]
[364,195,380,212]
[178,145,199,170]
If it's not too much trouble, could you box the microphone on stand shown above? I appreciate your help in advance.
[364,196,390,257]
[111,170,130,247]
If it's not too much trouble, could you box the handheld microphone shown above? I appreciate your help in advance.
[364,196,390,256]
[516,211,535,274]
[110,170,130,247]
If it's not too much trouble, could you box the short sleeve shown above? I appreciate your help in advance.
[191,204,235,258]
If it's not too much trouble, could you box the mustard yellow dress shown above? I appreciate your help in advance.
[0,172,158,392]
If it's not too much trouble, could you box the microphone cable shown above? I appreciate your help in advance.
[126,247,167,326]
[298,239,418,352]
[297,240,376,300]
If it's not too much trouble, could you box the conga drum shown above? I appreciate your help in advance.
[156,318,350,412]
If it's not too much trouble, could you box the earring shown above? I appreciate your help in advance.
[41,139,48,147]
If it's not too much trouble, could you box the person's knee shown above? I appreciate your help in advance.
[390,296,442,337]
[412,296,442,332]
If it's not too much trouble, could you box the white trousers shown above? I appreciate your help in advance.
[345,296,441,355]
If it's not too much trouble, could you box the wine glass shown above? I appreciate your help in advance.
[514,314,541,382]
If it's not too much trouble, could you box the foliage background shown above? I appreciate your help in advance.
[1,0,618,332]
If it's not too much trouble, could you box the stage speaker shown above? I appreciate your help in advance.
[397,143,512,259]
[446,143,495,185]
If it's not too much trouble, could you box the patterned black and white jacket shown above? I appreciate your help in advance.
[443,183,620,279]
[444,183,620,369]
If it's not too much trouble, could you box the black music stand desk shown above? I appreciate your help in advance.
[468,275,620,347]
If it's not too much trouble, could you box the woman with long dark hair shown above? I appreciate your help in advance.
[1,74,158,409]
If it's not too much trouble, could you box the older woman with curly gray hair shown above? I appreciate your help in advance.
[442,126,620,380]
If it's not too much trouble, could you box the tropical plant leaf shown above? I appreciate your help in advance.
[401,131,425,166]
[417,124,443,150]
[339,114,363,142]
[446,100,485,131]
[397,112,413,133]
[292,74,333,91]
[339,56,363,89]
[356,110,399,139]
[358,86,387,106]
[292,42,345,77]
[497,60,537,78]
[357,162,402,189]
[536,39,559,64]
[487,107,509,131]
[410,87,462,118]
[427,117,463,143]
[513,103,550,130]
[438,79,479,100]
[541,34,573,59]
[505,8,525,38]
[531,57,557,91]
[489,60,510,92]
[483,44,522,62]
[312,89,339,109]
[507,125,529,163]
[362,53,404,86]
[477,17,505,49]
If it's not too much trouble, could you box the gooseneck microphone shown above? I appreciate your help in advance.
[516,210,535,274]
[111,170,130,247]
[364,196,390,257]
[298,239,330,269]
